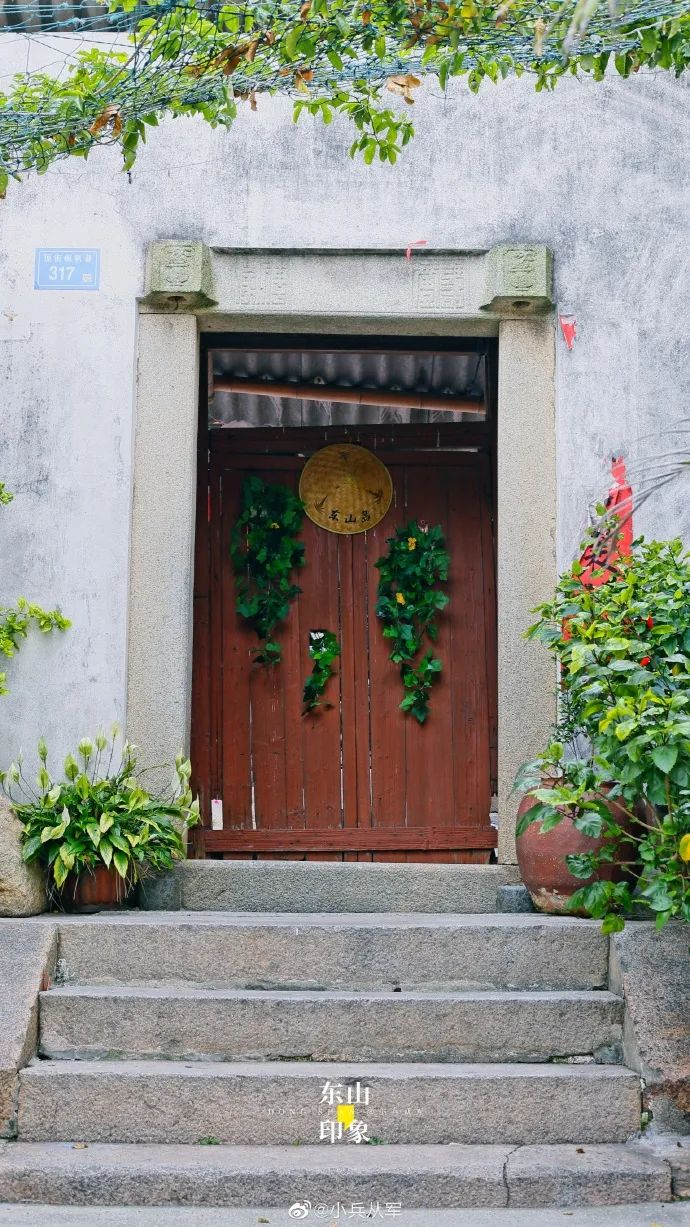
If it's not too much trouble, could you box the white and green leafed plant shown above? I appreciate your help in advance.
[1,729,200,897]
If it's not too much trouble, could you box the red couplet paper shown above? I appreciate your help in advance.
[578,456,633,587]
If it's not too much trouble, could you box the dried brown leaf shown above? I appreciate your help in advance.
[89,104,121,137]
[237,89,258,109]
[495,0,516,24]
[294,68,313,93]
[386,73,422,103]
[219,46,245,75]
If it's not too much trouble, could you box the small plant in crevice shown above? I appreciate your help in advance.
[302,629,340,714]
[375,520,449,724]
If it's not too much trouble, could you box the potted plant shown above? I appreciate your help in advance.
[516,533,690,930]
[516,748,636,916]
[0,729,200,910]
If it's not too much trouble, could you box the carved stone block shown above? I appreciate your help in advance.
[143,241,216,309]
[481,244,553,315]
[413,264,465,313]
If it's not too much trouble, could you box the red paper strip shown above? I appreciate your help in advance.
[559,314,577,350]
[579,456,633,587]
[405,239,428,260]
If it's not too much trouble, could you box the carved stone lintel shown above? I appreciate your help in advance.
[142,241,217,310]
[481,244,554,316]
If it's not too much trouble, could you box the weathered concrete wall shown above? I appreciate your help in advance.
[0,28,689,773]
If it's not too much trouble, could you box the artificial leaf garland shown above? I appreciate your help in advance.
[375,521,450,724]
[302,630,340,714]
[230,476,305,664]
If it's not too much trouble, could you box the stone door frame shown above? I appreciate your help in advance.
[126,243,556,862]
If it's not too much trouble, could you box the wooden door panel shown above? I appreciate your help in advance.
[362,471,407,834]
[218,467,253,826]
[346,531,375,862]
[195,430,497,860]
[402,464,456,833]
[448,467,492,829]
[297,515,342,829]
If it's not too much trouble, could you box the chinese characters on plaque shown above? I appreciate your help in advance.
[34,249,101,291]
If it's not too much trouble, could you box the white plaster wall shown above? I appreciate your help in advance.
[0,29,689,767]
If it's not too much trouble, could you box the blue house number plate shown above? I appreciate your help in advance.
[34,248,100,291]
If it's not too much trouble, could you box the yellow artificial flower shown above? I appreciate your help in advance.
[395,592,406,605]
[269,522,280,529]
[407,537,417,551]
[679,833,690,862]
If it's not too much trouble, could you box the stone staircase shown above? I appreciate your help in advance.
[0,865,675,1212]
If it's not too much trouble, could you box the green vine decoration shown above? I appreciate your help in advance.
[230,475,305,664]
[375,521,450,724]
[302,630,340,714]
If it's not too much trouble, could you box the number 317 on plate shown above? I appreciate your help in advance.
[34,248,100,291]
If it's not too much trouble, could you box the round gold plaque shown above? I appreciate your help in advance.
[299,444,393,535]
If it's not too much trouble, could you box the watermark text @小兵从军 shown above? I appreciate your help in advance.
[288,1200,403,1219]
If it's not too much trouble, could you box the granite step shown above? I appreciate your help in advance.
[0,1141,671,1209]
[38,985,624,1064]
[1,1207,685,1227]
[1,1209,685,1227]
[53,912,609,992]
[18,1060,642,1146]
[138,861,522,914]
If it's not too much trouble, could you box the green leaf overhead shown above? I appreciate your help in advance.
[1,1,689,185]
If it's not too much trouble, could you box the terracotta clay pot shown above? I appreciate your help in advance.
[516,782,633,915]
[63,865,130,912]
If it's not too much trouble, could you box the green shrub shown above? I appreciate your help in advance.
[1,729,199,899]
[517,533,690,930]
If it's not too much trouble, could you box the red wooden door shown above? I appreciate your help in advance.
[193,427,497,861]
